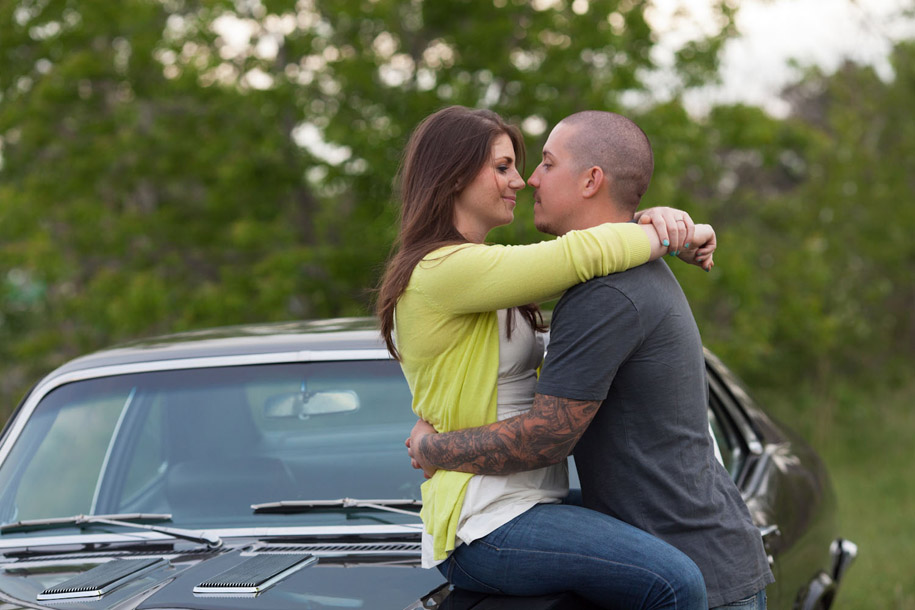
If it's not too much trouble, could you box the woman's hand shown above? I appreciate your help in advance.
[406,419,438,479]
[677,224,716,271]
[636,208,716,271]
[635,207,694,255]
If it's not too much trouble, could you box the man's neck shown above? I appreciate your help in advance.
[560,206,632,235]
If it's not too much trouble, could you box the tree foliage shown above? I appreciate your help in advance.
[0,0,733,411]
[1,0,913,416]
[681,43,915,389]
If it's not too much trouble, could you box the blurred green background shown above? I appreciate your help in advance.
[1,0,912,606]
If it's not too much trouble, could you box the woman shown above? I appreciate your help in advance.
[376,106,713,609]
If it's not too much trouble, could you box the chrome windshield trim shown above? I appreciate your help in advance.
[0,524,422,551]
[90,387,136,514]
[0,349,392,470]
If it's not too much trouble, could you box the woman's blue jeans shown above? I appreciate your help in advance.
[437,502,707,609]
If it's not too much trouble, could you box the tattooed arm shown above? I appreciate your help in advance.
[406,393,601,477]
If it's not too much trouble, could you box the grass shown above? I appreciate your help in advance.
[758,377,915,609]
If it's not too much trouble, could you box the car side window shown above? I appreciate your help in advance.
[707,382,746,480]
[708,405,735,475]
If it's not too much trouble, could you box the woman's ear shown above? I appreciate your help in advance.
[582,166,604,198]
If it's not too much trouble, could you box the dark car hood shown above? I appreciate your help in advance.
[0,539,595,610]
[0,538,448,610]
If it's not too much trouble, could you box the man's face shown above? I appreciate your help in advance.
[528,122,583,237]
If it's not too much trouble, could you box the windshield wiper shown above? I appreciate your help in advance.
[252,498,422,519]
[0,513,222,548]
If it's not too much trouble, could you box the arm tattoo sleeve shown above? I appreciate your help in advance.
[418,394,601,475]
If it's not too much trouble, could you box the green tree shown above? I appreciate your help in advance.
[679,42,915,391]
[0,0,735,414]
[1,0,328,405]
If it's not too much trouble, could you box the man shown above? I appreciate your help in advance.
[407,111,774,609]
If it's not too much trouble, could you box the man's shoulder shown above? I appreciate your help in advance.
[561,260,673,301]
[554,274,626,311]
[551,268,646,328]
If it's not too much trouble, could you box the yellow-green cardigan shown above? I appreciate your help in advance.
[394,222,651,560]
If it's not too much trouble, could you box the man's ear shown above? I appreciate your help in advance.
[581,166,604,199]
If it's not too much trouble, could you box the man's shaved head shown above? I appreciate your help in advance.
[559,111,654,214]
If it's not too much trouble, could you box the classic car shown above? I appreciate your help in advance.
[0,318,855,609]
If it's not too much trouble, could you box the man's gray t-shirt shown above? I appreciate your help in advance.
[537,260,774,607]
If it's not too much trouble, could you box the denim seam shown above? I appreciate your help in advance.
[449,553,503,594]
[711,590,766,609]
[717,594,757,608]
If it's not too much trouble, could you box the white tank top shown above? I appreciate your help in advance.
[422,308,569,567]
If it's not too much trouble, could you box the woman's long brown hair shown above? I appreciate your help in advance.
[376,106,544,359]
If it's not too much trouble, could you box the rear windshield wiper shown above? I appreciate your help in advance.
[252,498,422,519]
[0,513,222,548]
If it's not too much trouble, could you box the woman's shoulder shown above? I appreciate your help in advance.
[421,242,480,260]
[411,243,485,277]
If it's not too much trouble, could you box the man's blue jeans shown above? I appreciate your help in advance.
[711,589,766,609]
[437,502,707,609]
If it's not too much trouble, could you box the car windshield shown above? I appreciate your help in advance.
[0,360,423,535]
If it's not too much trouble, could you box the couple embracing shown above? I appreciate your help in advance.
[376,106,773,609]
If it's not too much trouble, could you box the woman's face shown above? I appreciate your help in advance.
[453,133,525,243]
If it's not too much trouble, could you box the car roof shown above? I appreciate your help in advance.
[43,314,722,376]
[46,318,390,379]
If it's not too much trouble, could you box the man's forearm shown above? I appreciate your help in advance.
[418,394,601,475]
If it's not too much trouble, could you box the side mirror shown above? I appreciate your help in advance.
[264,391,359,419]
